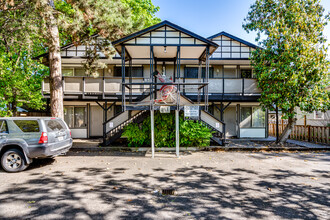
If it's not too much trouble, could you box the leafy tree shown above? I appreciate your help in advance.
[0,3,48,116]
[1,0,160,118]
[243,0,330,143]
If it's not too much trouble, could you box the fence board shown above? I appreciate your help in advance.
[268,123,329,145]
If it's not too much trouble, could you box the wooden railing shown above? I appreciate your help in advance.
[269,123,330,145]
[42,77,261,96]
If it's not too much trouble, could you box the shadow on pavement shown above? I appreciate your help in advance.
[0,153,329,219]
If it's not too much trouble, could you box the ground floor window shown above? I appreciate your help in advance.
[240,106,265,128]
[64,106,87,128]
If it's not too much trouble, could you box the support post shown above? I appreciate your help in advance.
[276,106,279,142]
[150,108,155,158]
[197,60,202,105]
[175,109,180,157]
[129,58,132,105]
[121,45,126,112]
[103,100,108,145]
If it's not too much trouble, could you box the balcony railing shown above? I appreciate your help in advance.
[42,77,261,97]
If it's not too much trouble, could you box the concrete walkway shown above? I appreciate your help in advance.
[71,137,329,152]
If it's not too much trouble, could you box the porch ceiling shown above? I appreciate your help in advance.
[125,46,206,59]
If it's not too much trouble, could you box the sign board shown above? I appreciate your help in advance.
[160,106,170,113]
[184,106,199,119]
[109,122,114,128]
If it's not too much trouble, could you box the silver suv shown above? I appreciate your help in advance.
[0,117,72,172]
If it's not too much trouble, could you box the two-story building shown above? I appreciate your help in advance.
[38,21,268,144]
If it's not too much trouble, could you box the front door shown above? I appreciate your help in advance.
[90,106,103,137]
[224,107,237,137]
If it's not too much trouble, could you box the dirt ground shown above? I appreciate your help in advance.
[0,151,329,219]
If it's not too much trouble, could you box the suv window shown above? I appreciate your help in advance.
[0,120,8,133]
[13,120,40,132]
[45,119,66,132]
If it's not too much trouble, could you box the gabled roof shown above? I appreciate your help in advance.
[208,31,259,49]
[112,20,218,48]
[33,34,99,60]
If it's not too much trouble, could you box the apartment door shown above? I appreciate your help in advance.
[224,107,237,137]
[90,106,103,137]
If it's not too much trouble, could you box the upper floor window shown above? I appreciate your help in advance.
[62,68,74,76]
[114,66,143,77]
[62,68,104,77]
[314,111,324,119]
[241,69,253,78]
[184,67,214,78]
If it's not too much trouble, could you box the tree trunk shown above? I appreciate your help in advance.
[278,117,296,143]
[47,2,63,119]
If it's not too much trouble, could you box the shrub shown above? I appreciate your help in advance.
[122,111,213,148]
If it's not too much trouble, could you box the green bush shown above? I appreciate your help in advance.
[122,111,213,148]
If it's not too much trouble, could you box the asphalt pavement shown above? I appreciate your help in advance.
[0,151,329,219]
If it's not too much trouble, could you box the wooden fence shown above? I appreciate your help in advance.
[269,122,330,145]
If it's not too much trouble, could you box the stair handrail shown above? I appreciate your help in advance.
[105,110,147,136]
[103,111,125,126]
[202,109,226,125]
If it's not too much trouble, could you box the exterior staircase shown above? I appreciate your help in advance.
[103,110,149,145]
[103,94,226,146]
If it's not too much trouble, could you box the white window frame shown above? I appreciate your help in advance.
[314,111,324,119]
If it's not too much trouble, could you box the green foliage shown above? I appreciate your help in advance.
[0,50,48,117]
[122,112,213,148]
[0,3,48,116]
[243,0,330,120]
[0,0,160,117]
[122,123,147,147]
[179,119,213,147]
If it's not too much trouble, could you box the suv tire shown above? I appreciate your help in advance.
[1,149,28,172]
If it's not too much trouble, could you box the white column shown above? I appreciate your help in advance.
[175,109,180,157]
[151,109,155,158]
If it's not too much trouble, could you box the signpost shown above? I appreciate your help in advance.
[160,106,170,113]
[184,106,199,120]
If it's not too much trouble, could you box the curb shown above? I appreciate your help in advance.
[70,146,330,153]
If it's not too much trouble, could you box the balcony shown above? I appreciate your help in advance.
[42,77,261,99]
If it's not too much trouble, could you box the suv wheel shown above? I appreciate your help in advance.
[1,149,28,172]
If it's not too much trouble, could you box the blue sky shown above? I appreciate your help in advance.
[153,0,330,55]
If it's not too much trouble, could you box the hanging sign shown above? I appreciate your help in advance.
[184,106,199,119]
[160,106,170,113]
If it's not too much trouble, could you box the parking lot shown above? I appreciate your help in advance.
[0,151,329,219]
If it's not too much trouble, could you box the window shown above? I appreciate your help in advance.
[114,105,122,115]
[241,69,252,78]
[240,107,265,128]
[75,68,86,76]
[241,107,252,128]
[0,120,8,134]
[314,111,324,119]
[45,119,66,132]
[62,68,74,76]
[64,106,86,128]
[184,67,214,78]
[13,120,40,132]
[114,66,143,77]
